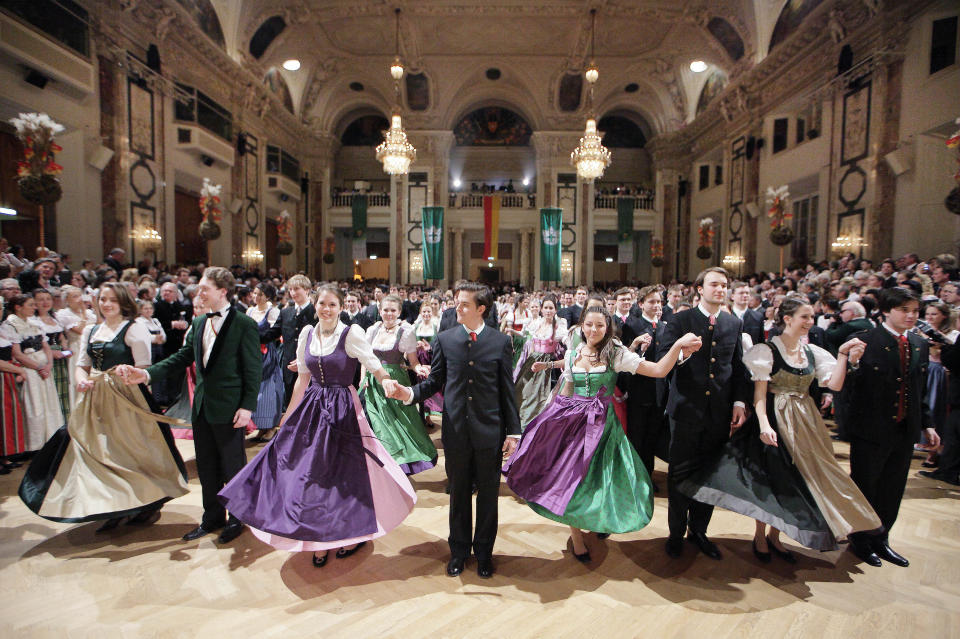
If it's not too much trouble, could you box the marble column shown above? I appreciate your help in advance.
[451,227,463,282]
[520,227,532,289]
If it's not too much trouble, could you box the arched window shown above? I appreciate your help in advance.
[595,115,646,148]
[341,115,390,146]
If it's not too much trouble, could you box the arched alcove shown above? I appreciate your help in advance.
[263,67,294,114]
[453,106,532,146]
[249,16,285,59]
[340,114,390,146]
[695,70,729,116]
[769,0,825,52]
[707,17,745,61]
[174,0,225,50]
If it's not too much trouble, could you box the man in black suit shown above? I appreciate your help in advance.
[659,267,750,560]
[730,281,764,347]
[557,287,587,327]
[659,285,684,323]
[262,274,316,408]
[361,285,386,326]
[845,287,938,567]
[439,302,498,332]
[104,247,125,275]
[385,282,521,579]
[920,339,960,486]
[340,290,369,328]
[401,289,422,323]
[622,285,670,487]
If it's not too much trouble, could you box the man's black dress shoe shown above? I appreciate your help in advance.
[686,530,722,560]
[182,524,220,542]
[849,539,882,567]
[217,522,245,544]
[918,470,960,486]
[872,540,909,567]
[476,557,494,578]
[335,541,366,558]
[446,557,466,577]
[665,536,683,558]
[766,536,796,563]
[752,539,772,564]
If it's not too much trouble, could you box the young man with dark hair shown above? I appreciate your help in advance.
[659,267,750,560]
[263,274,316,408]
[845,287,938,567]
[384,282,521,579]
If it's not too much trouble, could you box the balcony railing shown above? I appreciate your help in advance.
[331,192,391,207]
[593,194,655,211]
[449,193,535,209]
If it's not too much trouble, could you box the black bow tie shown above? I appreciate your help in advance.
[206,311,221,318]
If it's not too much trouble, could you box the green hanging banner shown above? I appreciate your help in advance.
[540,207,562,282]
[617,197,635,263]
[421,206,444,280]
[351,194,368,239]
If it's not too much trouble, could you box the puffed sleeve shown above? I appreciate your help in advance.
[554,320,569,342]
[808,343,838,386]
[345,323,383,372]
[125,321,154,367]
[54,308,79,331]
[0,319,21,344]
[398,324,418,354]
[75,324,95,368]
[295,324,314,373]
[613,344,643,373]
[365,321,380,342]
[743,343,774,381]
[267,305,280,326]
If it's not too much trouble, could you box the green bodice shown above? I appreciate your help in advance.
[87,322,135,372]
[567,349,617,397]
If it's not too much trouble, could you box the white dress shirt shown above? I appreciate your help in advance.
[202,301,232,367]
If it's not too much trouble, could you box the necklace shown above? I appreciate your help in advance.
[320,323,337,337]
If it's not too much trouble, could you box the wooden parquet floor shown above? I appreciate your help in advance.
[1,428,959,639]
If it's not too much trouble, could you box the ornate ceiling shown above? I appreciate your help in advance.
[192,1,816,140]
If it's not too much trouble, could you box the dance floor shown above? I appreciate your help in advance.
[1,428,958,638]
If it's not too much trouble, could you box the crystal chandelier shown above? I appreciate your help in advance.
[376,8,416,175]
[571,9,611,181]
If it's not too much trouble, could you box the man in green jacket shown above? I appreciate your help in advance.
[119,267,261,544]
[825,301,875,354]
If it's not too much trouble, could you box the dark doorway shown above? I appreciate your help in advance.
[265,217,279,272]
[174,189,206,265]
[478,267,501,284]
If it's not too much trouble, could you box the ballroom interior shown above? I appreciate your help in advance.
[0,0,958,287]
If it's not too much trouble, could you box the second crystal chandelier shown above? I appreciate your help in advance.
[376,8,416,175]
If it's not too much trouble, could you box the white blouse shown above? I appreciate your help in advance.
[296,322,382,374]
[247,303,280,326]
[54,307,96,331]
[135,316,166,342]
[563,342,643,379]
[413,318,439,338]
[0,315,43,344]
[743,336,836,386]
[526,317,569,341]
[366,321,418,354]
[30,315,64,337]
[76,320,153,368]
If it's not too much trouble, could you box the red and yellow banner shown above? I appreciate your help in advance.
[483,195,500,260]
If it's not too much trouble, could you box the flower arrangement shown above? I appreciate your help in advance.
[946,117,960,215]
[651,237,665,267]
[277,210,293,255]
[697,217,714,259]
[198,178,222,239]
[8,113,65,205]
[766,185,795,246]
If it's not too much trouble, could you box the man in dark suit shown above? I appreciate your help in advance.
[622,285,670,488]
[385,282,521,579]
[263,274,316,408]
[439,302,498,332]
[401,289,422,323]
[730,281,764,347]
[660,285,684,323]
[361,285,386,326]
[104,247,125,275]
[119,267,261,544]
[558,287,586,327]
[920,339,960,485]
[153,281,192,405]
[845,287,938,567]
[659,267,750,560]
[340,290,370,328]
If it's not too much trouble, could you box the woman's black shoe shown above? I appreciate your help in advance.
[595,532,610,540]
[335,541,366,559]
[312,552,329,567]
[0,466,9,475]
[921,460,939,468]
[752,538,772,563]
[767,536,796,563]
[96,517,124,533]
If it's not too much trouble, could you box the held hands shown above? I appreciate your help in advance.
[287,360,298,372]
[171,320,189,330]
[502,437,518,459]
[730,404,747,435]
[631,333,653,353]
[414,364,431,377]
[382,379,411,401]
[115,364,149,385]
[38,364,52,380]
[759,421,779,447]
[677,333,703,358]
[839,338,865,365]
[417,339,432,351]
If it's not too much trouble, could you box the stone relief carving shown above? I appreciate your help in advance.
[155,8,177,42]
[828,8,847,44]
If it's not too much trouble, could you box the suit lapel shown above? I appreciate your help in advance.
[194,316,207,371]
[204,308,235,373]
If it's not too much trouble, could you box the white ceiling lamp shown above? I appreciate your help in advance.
[690,60,707,73]
[282,59,301,71]
[570,9,611,181]
[0,207,16,216]
[376,8,416,175]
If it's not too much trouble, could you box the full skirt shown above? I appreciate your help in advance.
[251,344,284,430]
[18,370,189,522]
[363,364,437,475]
[513,350,556,430]
[218,383,416,551]
[0,370,25,456]
[504,391,654,534]
[20,351,63,450]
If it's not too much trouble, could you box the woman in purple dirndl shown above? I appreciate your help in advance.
[219,285,416,567]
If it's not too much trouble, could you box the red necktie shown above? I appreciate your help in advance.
[469,331,477,342]
[709,315,716,326]
[651,322,657,330]
[897,334,908,422]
